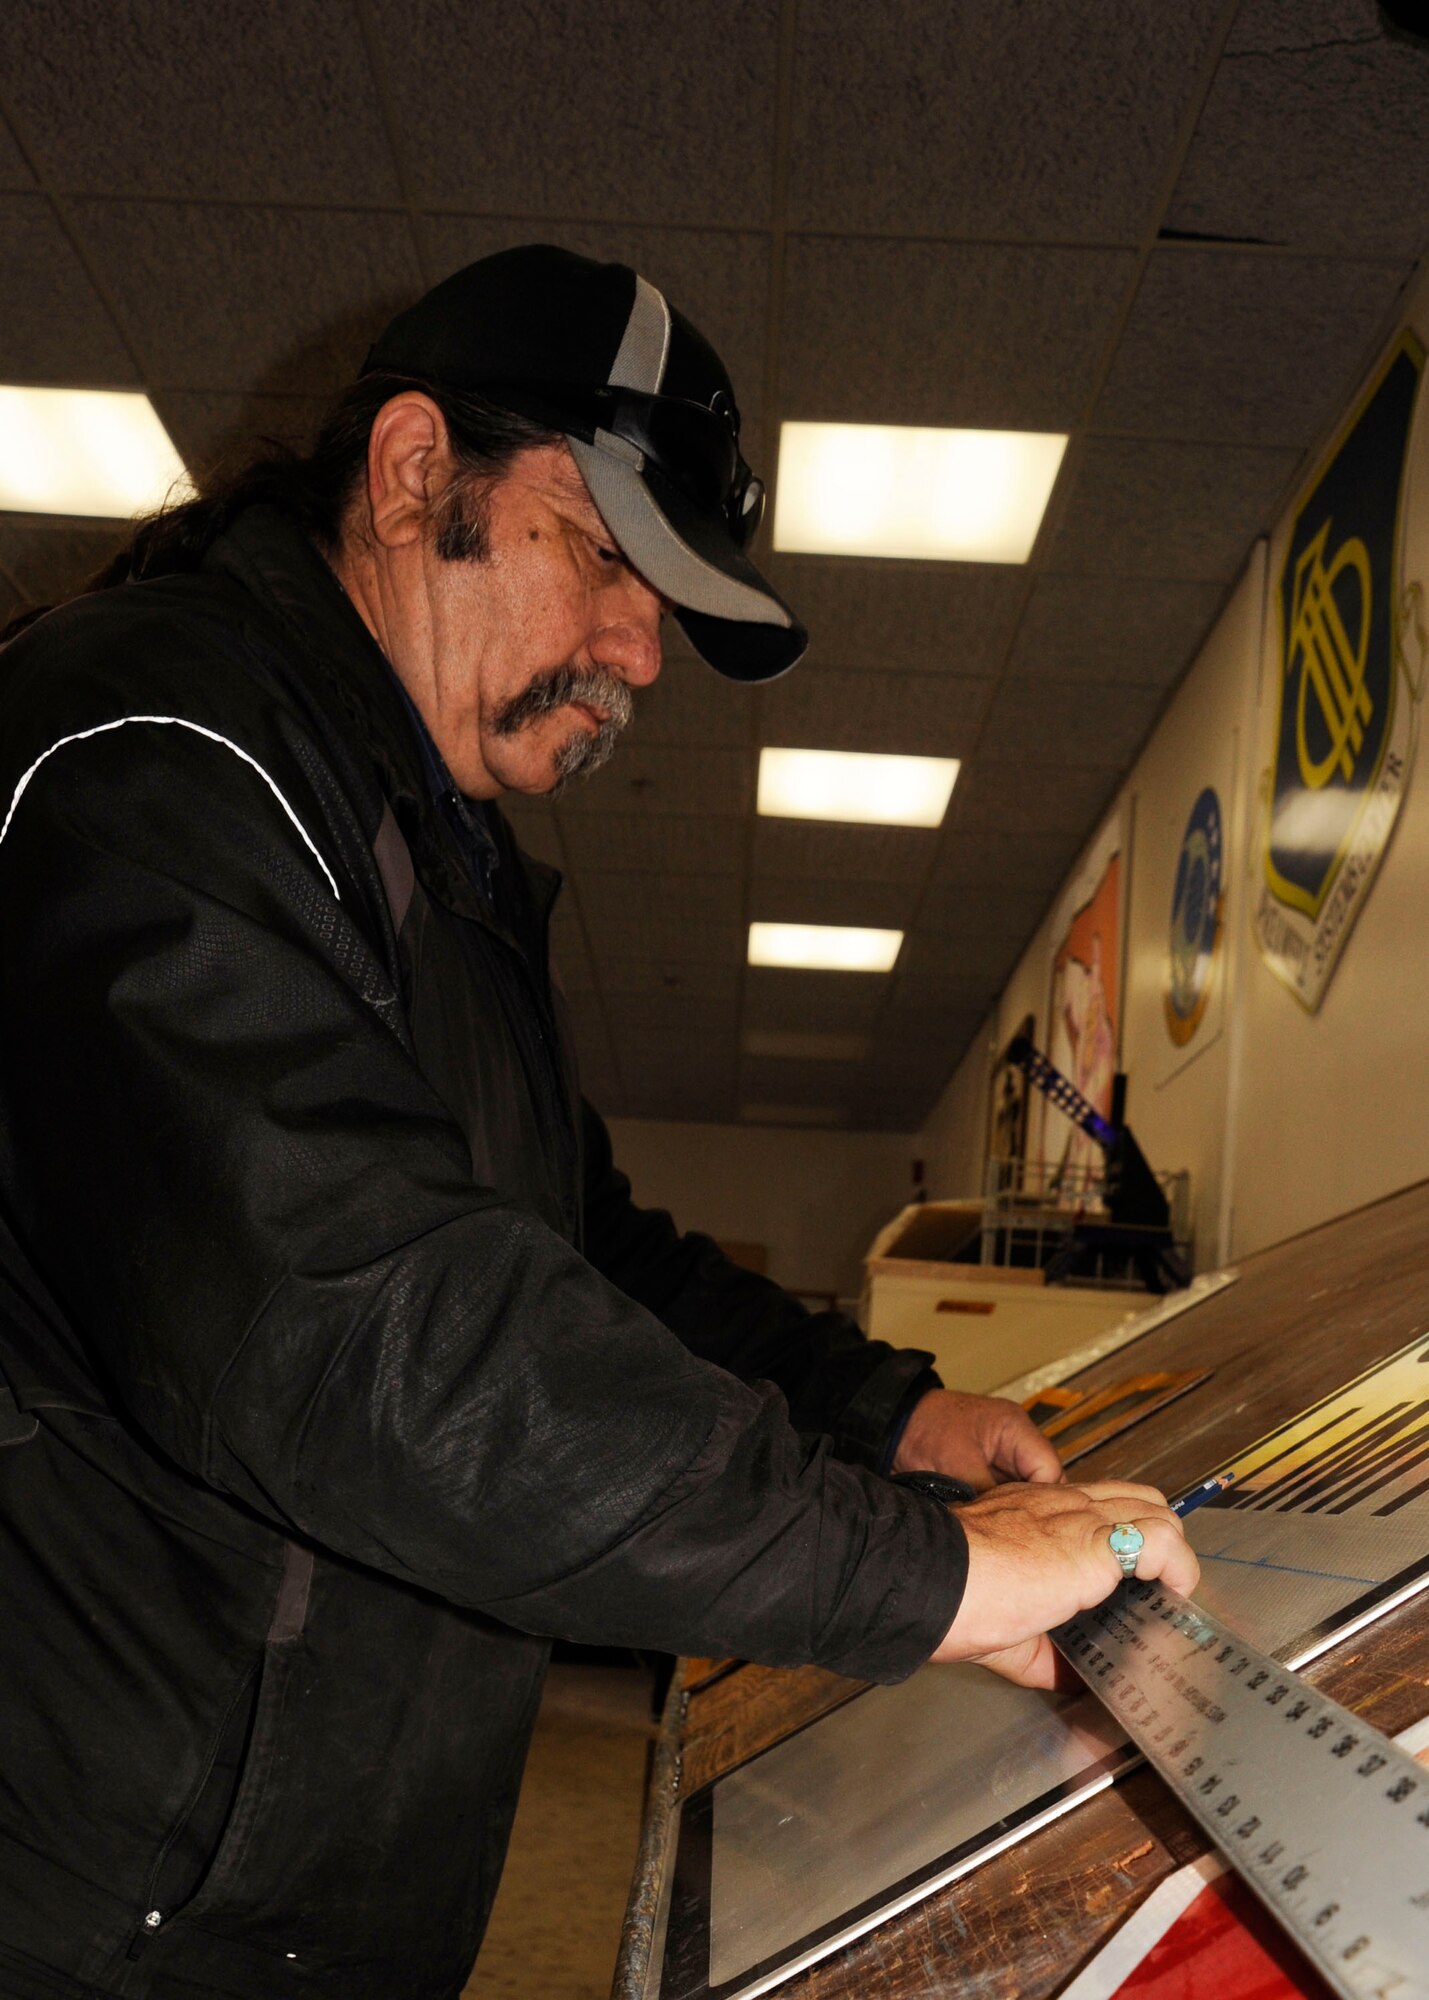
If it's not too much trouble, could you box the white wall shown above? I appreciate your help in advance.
[605,1117,918,1299]
[917,1006,998,1198]
[921,261,1429,1268]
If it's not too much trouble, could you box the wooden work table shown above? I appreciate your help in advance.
[616,1177,1429,1999]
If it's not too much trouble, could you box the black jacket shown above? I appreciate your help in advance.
[0,508,966,1998]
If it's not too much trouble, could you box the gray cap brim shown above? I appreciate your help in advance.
[568,434,807,682]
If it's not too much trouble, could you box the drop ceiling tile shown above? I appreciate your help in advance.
[744,1028,870,1062]
[885,976,1005,1035]
[69,200,422,393]
[0,195,137,383]
[613,1030,738,1090]
[0,519,126,605]
[750,874,921,931]
[1097,248,1412,446]
[931,828,1081,893]
[0,1,401,204]
[1044,436,1300,579]
[558,812,744,877]
[582,909,745,966]
[596,958,744,1002]
[787,0,1227,240]
[781,238,1134,431]
[612,990,742,1037]
[860,1037,960,1087]
[874,1000,991,1056]
[581,1074,627,1118]
[919,876,1052,944]
[548,900,596,984]
[758,664,987,758]
[561,746,754,818]
[576,872,744,932]
[977,678,1166,768]
[499,801,565,871]
[550,934,598,997]
[895,933,1025,997]
[149,392,329,484]
[1167,2,1429,257]
[370,0,779,227]
[744,967,890,1031]
[765,559,1023,677]
[626,655,755,750]
[417,218,771,443]
[752,819,933,886]
[622,1078,735,1122]
[0,113,32,191]
[947,761,1118,836]
[567,1004,616,1079]
[739,1057,866,1108]
[1007,575,1225,687]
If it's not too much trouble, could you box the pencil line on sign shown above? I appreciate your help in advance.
[1197,1550,1379,1587]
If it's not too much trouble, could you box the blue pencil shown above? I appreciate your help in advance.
[1172,1473,1236,1518]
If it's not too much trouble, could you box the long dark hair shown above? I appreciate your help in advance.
[3,372,559,638]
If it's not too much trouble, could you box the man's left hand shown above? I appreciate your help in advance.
[891,1387,1064,1489]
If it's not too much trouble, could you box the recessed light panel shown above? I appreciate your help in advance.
[0,386,191,518]
[758,748,960,827]
[748,922,902,973]
[772,421,1067,562]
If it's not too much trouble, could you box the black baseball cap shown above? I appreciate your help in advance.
[363,245,806,682]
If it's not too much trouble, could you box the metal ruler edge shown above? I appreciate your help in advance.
[1054,1580,1429,1999]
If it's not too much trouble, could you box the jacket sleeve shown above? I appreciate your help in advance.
[0,719,965,1679]
[580,1101,942,1470]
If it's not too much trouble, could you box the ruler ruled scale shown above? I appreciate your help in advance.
[1054,1580,1429,1999]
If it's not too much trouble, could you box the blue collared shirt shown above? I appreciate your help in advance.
[386,670,502,909]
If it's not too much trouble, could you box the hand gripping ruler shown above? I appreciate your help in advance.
[1053,1580,1429,1998]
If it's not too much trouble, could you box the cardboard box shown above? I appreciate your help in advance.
[862,1202,1141,1397]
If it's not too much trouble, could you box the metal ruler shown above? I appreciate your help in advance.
[1053,1580,1429,1998]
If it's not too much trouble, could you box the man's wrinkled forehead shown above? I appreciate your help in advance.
[505,437,601,516]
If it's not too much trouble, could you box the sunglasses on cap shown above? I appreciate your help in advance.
[482,381,766,551]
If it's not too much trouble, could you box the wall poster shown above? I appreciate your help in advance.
[1254,331,1426,1010]
[1161,784,1226,1063]
[1040,816,1121,1189]
[985,1011,1036,1191]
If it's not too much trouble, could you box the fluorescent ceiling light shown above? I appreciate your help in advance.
[0,386,191,518]
[772,421,1067,562]
[758,747,960,827]
[743,1029,869,1062]
[748,921,902,973]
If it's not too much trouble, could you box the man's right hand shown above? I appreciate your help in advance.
[931,1479,1200,1691]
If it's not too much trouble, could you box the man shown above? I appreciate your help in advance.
[0,246,1194,1998]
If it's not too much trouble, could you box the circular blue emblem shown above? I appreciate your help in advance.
[1166,787,1223,1046]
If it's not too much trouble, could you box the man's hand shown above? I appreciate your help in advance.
[931,1479,1200,1690]
[892,1387,1064,1489]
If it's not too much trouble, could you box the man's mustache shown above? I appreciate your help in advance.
[491,663,635,793]
[490,664,635,740]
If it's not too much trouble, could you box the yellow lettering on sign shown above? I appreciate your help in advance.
[1288,520,1373,790]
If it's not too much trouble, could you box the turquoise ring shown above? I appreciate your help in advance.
[1108,1523,1145,1576]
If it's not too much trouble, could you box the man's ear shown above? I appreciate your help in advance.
[365,392,455,550]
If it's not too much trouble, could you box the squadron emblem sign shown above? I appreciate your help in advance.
[1254,334,1425,1010]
